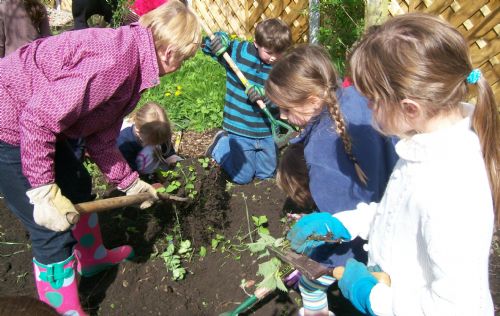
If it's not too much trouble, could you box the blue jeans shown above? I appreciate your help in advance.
[212,133,277,184]
[0,140,92,264]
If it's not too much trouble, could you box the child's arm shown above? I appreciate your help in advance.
[333,202,378,240]
[135,145,159,175]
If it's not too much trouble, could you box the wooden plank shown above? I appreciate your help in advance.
[446,0,489,29]
[470,38,500,66]
[465,4,499,39]
[423,0,454,15]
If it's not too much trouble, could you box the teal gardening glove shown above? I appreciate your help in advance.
[286,212,351,255]
[245,84,265,104]
[338,258,377,315]
[209,32,230,56]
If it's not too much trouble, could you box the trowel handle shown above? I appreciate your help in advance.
[66,193,153,225]
[332,266,391,287]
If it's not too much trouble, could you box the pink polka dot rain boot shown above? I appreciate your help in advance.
[72,213,134,277]
[33,254,87,316]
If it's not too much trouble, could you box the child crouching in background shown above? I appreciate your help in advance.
[118,101,182,176]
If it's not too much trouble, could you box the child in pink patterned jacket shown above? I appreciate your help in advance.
[0,1,200,315]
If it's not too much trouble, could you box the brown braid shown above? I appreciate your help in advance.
[325,86,368,185]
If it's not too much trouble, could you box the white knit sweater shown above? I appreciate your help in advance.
[335,104,494,315]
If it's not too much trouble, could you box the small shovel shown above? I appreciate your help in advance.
[267,246,391,286]
[66,192,188,225]
[198,19,298,148]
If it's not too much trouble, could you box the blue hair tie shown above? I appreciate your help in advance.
[466,69,481,84]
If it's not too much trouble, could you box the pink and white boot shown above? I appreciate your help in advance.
[72,213,134,277]
[33,254,87,316]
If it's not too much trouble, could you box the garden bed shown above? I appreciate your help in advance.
[0,130,499,315]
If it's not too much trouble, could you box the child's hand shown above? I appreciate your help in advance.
[245,84,265,103]
[210,32,230,56]
[286,212,351,255]
[338,259,377,315]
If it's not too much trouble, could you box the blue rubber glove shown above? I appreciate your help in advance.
[245,84,265,103]
[338,258,377,315]
[286,212,351,254]
[210,32,230,56]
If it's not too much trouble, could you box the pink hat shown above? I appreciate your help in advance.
[131,0,168,16]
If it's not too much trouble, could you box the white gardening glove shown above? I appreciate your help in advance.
[26,183,78,232]
[120,178,158,209]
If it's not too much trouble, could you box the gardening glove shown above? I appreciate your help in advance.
[286,212,351,255]
[210,32,230,56]
[245,84,266,104]
[338,258,377,315]
[26,183,78,232]
[120,178,158,209]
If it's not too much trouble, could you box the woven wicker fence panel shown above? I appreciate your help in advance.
[192,0,309,43]
[387,0,500,104]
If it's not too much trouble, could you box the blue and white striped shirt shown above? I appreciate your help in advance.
[203,33,276,138]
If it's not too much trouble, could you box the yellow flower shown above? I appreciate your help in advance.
[175,90,182,96]
[230,34,237,40]
[176,85,182,90]
[165,92,172,97]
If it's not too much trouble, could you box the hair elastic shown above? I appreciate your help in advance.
[466,69,481,84]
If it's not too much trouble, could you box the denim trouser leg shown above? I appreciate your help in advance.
[0,140,92,264]
[254,136,277,180]
[212,133,277,184]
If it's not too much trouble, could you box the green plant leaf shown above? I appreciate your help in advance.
[178,240,192,254]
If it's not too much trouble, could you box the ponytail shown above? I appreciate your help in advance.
[471,77,500,226]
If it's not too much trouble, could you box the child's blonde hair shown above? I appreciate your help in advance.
[139,0,201,62]
[131,102,172,147]
[349,13,499,224]
[266,44,367,185]
[277,143,314,209]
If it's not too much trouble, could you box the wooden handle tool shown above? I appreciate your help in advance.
[332,266,391,286]
[66,192,188,225]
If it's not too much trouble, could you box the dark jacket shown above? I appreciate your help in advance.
[291,85,398,267]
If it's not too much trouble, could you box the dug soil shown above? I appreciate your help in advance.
[1,130,499,316]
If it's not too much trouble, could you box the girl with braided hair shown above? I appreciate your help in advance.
[266,44,398,316]
[287,14,499,315]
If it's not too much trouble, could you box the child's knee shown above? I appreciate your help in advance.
[229,173,254,185]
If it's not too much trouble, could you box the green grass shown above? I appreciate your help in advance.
[139,51,226,132]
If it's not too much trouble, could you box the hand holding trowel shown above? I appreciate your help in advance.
[65,190,188,225]
[198,19,297,147]
[267,246,391,286]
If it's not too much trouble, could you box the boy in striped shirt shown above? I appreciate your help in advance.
[203,19,292,184]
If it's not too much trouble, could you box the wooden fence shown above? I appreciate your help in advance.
[372,0,499,104]
[194,0,498,103]
[52,0,499,103]
[191,0,309,43]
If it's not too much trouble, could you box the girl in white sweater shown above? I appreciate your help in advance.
[287,13,499,315]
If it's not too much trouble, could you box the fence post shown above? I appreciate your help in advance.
[365,0,388,28]
[309,0,320,44]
